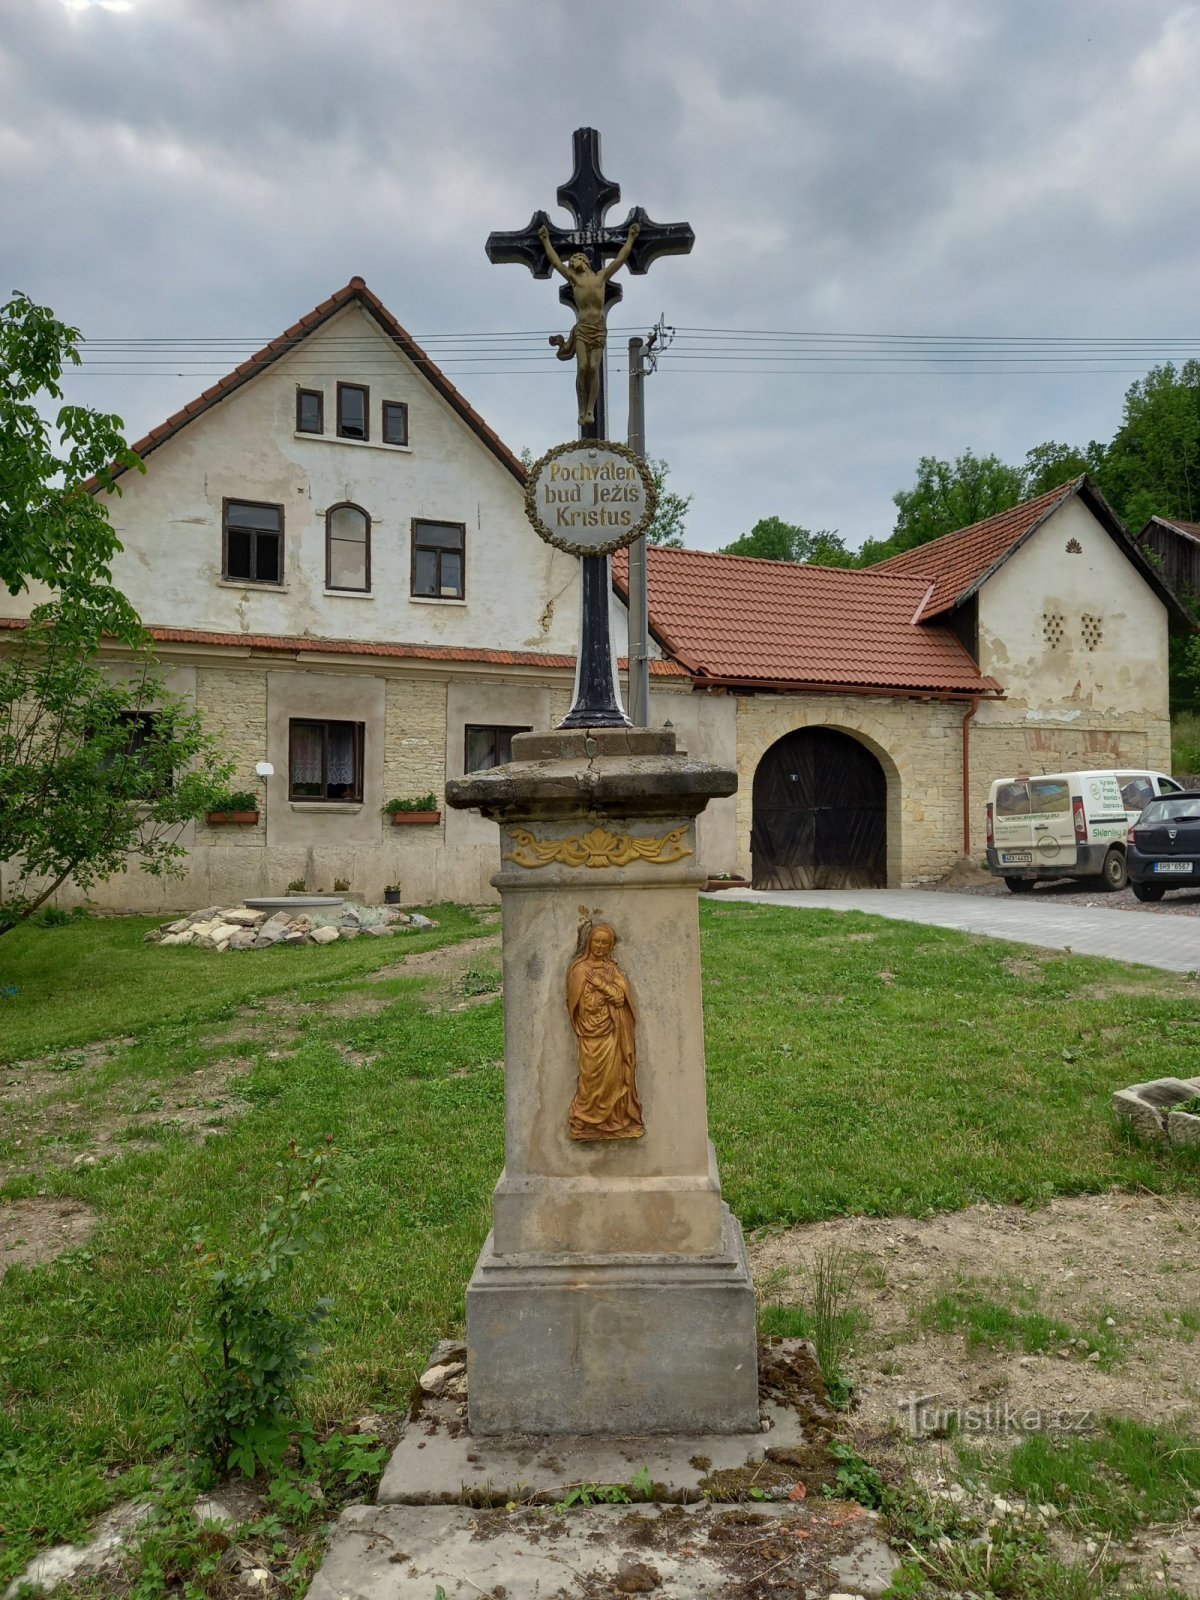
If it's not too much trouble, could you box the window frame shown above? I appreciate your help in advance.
[382,400,409,446]
[296,388,324,434]
[411,518,466,600]
[336,381,370,442]
[287,718,365,803]
[464,724,532,772]
[324,501,372,593]
[222,497,284,586]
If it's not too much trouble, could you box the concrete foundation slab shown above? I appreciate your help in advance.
[309,1502,899,1600]
[465,1207,758,1436]
[377,1395,801,1507]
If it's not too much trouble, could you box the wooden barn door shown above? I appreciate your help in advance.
[751,728,887,890]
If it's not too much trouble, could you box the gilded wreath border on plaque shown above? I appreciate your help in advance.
[524,439,658,559]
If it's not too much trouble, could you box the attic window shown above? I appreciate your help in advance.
[1081,612,1104,651]
[1042,611,1064,648]
[382,401,408,446]
[1065,537,1083,554]
[337,383,369,441]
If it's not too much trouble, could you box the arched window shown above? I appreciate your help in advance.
[326,503,370,592]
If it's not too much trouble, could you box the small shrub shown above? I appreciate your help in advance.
[286,878,307,893]
[208,789,258,813]
[332,878,350,892]
[383,794,438,814]
[30,906,73,927]
[182,1139,338,1476]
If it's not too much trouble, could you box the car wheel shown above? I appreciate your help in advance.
[1131,880,1165,902]
[1101,849,1128,891]
[1004,876,1034,894]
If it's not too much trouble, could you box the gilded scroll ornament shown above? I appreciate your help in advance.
[567,922,643,1142]
[504,824,692,870]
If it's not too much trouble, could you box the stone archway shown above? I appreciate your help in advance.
[751,726,888,889]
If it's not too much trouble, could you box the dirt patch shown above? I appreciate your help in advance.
[366,934,500,984]
[751,1193,1200,1447]
[937,856,993,889]
[1001,955,1045,979]
[1,1197,95,1276]
[2,1058,253,1183]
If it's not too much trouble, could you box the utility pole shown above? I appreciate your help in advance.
[626,334,649,726]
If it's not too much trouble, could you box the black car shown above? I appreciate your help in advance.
[1126,793,1200,900]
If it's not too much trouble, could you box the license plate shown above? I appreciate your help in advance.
[1154,862,1194,874]
[1001,852,1032,865]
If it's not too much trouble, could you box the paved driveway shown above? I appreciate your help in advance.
[710,888,1200,974]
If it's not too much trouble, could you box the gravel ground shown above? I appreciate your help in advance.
[928,871,1200,917]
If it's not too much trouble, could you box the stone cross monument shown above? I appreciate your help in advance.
[446,130,757,1436]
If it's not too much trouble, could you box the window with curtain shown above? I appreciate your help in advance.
[326,503,370,591]
[288,719,365,801]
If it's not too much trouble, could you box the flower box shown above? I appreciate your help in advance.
[206,810,259,825]
[390,810,441,826]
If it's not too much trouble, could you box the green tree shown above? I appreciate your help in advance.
[1023,439,1098,498]
[720,516,853,565]
[1099,361,1200,530]
[0,292,231,931]
[858,450,1027,566]
[1,290,144,644]
[645,457,691,548]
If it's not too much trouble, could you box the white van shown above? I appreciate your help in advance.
[985,769,1185,892]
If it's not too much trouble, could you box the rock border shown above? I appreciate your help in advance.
[143,903,436,952]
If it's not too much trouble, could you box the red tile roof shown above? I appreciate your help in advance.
[612,547,999,695]
[93,277,528,489]
[873,478,1082,618]
[0,617,689,675]
[874,476,1195,631]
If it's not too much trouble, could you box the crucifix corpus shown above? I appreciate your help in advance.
[486,127,693,728]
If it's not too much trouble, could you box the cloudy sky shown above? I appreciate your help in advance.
[4,0,1200,550]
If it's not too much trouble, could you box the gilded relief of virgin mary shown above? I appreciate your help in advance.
[566,922,643,1141]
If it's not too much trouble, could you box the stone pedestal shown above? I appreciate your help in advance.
[446,728,758,1436]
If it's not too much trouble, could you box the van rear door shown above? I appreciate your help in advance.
[1028,776,1077,868]
[992,779,1034,866]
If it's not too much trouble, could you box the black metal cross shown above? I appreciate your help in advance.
[487,128,693,729]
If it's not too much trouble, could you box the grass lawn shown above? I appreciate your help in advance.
[2,900,1199,1591]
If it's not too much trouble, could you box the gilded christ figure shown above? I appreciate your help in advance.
[566,922,643,1141]
[538,220,640,427]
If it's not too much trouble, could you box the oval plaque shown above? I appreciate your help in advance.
[525,440,658,557]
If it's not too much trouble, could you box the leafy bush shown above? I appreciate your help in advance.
[183,1139,337,1476]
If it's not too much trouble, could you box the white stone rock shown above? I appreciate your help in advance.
[254,922,289,947]
[228,930,258,950]
[409,913,435,929]
[208,922,241,944]
[310,926,339,945]
[164,919,191,934]
[224,908,267,927]
[159,933,187,946]
[242,1567,272,1591]
[419,1360,465,1396]
[340,928,360,941]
